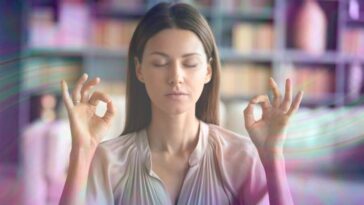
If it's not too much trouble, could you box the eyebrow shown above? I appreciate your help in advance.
[149,51,202,58]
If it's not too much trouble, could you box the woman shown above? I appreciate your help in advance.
[59,2,303,205]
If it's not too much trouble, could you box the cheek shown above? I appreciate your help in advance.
[189,72,208,98]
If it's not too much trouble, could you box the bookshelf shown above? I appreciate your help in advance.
[20,0,364,131]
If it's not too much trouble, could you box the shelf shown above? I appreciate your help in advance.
[342,54,364,64]
[219,10,274,22]
[300,94,338,106]
[20,0,364,108]
[24,47,129,58]
[24,47,84,58]
[282,50,342,64]
[26,47,364,65]
[346,18,364,27]
[84,48,128,58]
[219,48,274,62]
[221,93,338,107]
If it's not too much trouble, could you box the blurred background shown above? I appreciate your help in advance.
[1,0,364,204]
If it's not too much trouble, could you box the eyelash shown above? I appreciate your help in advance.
[152,63,198,68]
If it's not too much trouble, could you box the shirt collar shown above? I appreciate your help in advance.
[137,120,209,175]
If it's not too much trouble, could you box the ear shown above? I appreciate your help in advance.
[134,57,144,83]
[205,60,212,84]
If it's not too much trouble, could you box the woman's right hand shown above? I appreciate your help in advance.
[60,73,116,151]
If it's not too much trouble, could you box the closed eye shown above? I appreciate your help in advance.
[184,63,198,68]
[153,63,168,67]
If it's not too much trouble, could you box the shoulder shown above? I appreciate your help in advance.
[91,130,142,174]
[205,123,265,195]
[89,131,142,188]
[95,131,139,162]
[207,123,258,158]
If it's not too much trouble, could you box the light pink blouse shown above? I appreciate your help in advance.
[86,120,269,205]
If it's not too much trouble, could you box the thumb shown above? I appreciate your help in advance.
[102,99,116,124]
[243,103,255,129]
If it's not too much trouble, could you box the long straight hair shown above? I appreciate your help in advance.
[121,2,221,135]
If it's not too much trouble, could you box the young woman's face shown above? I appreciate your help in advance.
[136,28,212,115]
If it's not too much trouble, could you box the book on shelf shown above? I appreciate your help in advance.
[283,63,335,100]
[232,22,274,54]
[28,2,89,49]
[342,28,364,56]
[22,57,82,93]
[240,0,273,13]
[91,19,138,50]
[220,63,271,98]
[29,8,57,48]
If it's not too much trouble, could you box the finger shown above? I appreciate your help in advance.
[72,73,88,103]
[80,77,100,103]
[88,91,111,107]
[251,94,271,119]
[287,91,304,117]
[60,80,73,110]
[243,103,255,129]
[280,78,292,112]
[102,99,116,124]
[269,77,281,108]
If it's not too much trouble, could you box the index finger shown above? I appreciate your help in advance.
[60,80,73,110]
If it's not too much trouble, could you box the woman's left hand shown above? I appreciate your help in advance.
[244,77,304,157]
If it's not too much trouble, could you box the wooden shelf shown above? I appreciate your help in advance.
[24,47,84,57]
[219,48,274,62]
[21,0,364,108]
[221,93,338,107]
[283,50,342,64]
[219,10,274,22]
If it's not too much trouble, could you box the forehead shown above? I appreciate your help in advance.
[143,28,206,58]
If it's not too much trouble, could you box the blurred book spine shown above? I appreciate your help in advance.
[22,58,81,93]
[221,63,271,97]
[28,2,90,49]
[91,19,138,50]
[232,23,274,53]
[283,64,335,99]
[240,0,273,13]
[342,28,364,56]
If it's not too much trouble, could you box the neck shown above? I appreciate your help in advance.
[146,107,200,155]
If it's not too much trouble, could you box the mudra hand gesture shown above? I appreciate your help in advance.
[60,73,116,150]
[244,77,304,158]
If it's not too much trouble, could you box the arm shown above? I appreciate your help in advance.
[59,146,96,205]
[244,77,303,205]
[259,149,293,205]
[58,74,116,205]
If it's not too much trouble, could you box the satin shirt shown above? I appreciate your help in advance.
[86,120,269,205]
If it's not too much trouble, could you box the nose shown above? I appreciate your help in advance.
[168,62,184,86]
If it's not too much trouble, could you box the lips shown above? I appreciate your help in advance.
[166,91,188,96]
[165,91,188,101]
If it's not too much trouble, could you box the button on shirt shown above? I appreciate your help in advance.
[86,120,269,205]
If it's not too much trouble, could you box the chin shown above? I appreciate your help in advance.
[156,102,194,116]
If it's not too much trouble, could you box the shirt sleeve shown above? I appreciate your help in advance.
[239,148,269,205]
[86,144,114,205]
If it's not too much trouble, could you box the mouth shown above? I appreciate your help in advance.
[165,92,188,96]
[165,92,188,100]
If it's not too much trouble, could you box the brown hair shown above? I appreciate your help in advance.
[122,2,221,135]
